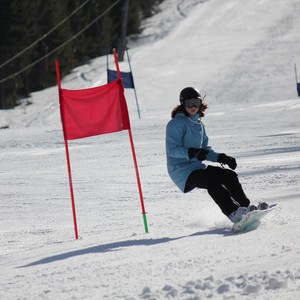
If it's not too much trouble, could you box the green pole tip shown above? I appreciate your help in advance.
[142,213,149,233]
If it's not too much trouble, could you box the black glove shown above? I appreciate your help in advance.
[188,148,209,161]
[218,153,237,170]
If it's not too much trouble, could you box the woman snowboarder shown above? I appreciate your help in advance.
[165,87,268,223]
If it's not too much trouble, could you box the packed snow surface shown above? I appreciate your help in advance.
[1,0,300,299]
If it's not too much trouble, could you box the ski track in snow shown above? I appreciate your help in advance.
[1,0,300,299]
[141,270,300,299]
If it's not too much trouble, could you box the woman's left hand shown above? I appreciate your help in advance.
[217,153,237,170]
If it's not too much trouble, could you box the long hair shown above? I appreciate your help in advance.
[171,102,208,119]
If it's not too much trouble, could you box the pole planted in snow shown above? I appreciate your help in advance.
[113,48,149,233]
[55,59,79,240]
[294,64,300,97]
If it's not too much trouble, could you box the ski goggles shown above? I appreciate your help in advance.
[184,98,202,108]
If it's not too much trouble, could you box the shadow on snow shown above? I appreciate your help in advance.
[18,228,233,268]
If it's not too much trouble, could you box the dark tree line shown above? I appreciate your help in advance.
[0,0,162,109]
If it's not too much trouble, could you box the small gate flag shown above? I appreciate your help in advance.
[107,69,135,89]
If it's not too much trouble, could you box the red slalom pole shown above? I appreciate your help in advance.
[112,49,149,233]
[63,139,79,240]
[127,127,149,233]
[55,60,79,240]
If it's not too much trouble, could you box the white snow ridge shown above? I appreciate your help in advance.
[1,0,300,299]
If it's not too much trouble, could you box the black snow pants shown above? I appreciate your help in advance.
[185,165,250,216]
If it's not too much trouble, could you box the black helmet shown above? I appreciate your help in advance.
[179,87,201,104]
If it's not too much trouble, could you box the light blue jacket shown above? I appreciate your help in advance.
[166,112,219,192]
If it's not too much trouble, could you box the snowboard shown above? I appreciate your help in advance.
[232,204,278,233]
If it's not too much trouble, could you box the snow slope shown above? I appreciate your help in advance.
[1,0,300,299]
